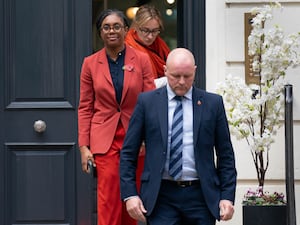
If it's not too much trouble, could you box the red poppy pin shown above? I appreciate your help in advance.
[122,64,134,72]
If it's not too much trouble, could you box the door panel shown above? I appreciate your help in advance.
[1,0,92,224]
[6,0,75,107]
[6,144,74,223]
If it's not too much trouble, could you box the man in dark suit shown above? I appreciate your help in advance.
[120,48,237,225]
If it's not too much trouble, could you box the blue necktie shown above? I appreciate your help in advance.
[169,96,183,180]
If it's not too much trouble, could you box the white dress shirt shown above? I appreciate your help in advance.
[162,84,199,181]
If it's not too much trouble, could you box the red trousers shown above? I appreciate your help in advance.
[94,124,144,225]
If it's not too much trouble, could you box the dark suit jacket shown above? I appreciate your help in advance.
[120,86,237,220]
[78,44,155,154]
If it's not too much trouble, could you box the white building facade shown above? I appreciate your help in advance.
[206,1,300,225]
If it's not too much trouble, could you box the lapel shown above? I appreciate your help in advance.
[156,87,204,151]
[192,88,204,147]
[97,48,114,87]
[157,87,168,151]
[122,45,134,104]
[96,49,118,107]
[97,46,133,106]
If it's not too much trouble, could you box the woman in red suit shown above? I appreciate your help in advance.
[78,9,155,225]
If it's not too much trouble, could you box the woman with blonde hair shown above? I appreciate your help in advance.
[126,5,170,79]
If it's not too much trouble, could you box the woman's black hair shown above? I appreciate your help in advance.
[96,9,129,33]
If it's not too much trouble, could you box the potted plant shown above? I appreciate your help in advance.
[216,2,300,224]
[242,187,286,225]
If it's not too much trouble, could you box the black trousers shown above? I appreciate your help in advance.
[147,180,215,225]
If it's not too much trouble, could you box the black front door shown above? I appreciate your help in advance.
[0,0,93,225]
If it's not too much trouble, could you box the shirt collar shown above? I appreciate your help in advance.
[166,83,193,101]
[106,47,126,63]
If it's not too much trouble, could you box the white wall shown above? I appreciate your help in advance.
[206,1,300,225]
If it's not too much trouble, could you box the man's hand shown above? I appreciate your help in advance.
[219,199,234,221]
[125,196,147,222]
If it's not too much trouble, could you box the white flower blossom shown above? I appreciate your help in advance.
[215,2,300,189]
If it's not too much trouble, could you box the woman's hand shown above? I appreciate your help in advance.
[79,146,95,173]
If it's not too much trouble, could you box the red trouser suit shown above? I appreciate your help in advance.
[95,122,144,225]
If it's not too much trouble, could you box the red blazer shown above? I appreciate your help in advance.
[78,44,155,154]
